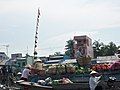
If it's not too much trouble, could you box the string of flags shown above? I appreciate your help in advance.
[33,8,40,59]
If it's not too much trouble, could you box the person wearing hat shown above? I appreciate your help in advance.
[20,64,31,81]
[33,58,43,70]
[89,70,102,90]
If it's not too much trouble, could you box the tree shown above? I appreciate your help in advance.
[65,39,74,58]
[107,42,118,56]
[93,40,119,58]
[93,40,103,58]
[99,44,109,56]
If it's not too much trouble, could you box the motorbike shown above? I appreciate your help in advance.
[96,76,120,90]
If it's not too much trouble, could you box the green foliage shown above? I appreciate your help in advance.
[93,40,103,58]
[75,66,91,74]
[65,39,120,59]
[65,39,75,58]
[107,42,118,55]
[93,40,119,58]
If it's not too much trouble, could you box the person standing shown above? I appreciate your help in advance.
[33,58,43,71]
[89,71,102,90]
[75,48,83,68]
[20,64,31,81]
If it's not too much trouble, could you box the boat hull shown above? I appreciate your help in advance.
[17,80,120,90]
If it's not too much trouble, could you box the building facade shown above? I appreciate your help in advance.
[74,35,94,58]
[0,52,8,60]
[11,53,22,59]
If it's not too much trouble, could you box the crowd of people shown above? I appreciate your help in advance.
[0,65,15,85]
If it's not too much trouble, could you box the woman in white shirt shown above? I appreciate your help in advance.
[20,64,31,81]
[89,71,102,90]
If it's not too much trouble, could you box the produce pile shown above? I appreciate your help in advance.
[36,77,73,86]
[52,78,73,85]
[45,64,91,75]
[77,56,91,66]
[45,63,120,75]
[109,61,120,70]
[31,62,120,77]
[91,64,111,71]
[46,64,76,75]
[75,66,91,74]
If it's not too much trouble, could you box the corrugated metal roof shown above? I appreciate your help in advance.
[0,60,7,65]
[45,60,61,64]
[61,59,77,64]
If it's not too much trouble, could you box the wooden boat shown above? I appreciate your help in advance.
[17,81,89,90]
[16,69,120,90]
[16,80,53,90]
[17,80,120,90]
[52,82,89,90]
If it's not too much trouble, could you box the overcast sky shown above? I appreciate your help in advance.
[0,0,120,57]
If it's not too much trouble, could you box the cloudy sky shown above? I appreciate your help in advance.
[0,0,120,57]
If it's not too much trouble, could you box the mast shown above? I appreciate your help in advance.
[33,8,41,61]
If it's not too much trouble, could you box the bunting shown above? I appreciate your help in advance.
[33,8,40,60]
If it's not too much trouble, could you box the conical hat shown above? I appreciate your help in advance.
[25,64,31,68]
[34,58,42,62]
[17,72,22,75]
[90,71,98,75]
